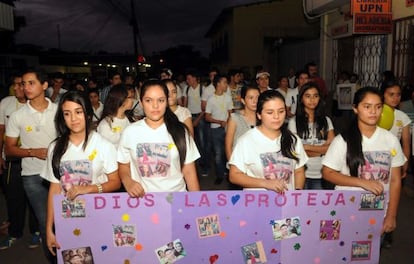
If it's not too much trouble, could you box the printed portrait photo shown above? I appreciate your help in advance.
[271,217,301,241]
[62,246,94,264]
[112,224,136,247]
[319,219,341,240]
[155,239,186,264]
[359,193,385,210]
[196,214,221,238]
[351,241,372,261]
[61,198,86,218]
[241,241,267,264]
[337,84,356,110]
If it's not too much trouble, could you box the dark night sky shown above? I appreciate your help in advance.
[14,0,268,56]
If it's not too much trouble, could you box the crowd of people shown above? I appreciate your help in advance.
[0,63,412,263]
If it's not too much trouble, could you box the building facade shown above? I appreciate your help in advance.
[205,0,320,83]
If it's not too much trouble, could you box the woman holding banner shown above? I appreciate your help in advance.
[322,87,405,235]
[117,79,200,197]
[41,91,121,256]
[228,90,308,193]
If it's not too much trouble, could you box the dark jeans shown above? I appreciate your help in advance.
[2,160,38,238]
[22,174,54,263]
[304,178,324,190]
[192,115,211,172]
[211,127,226,180]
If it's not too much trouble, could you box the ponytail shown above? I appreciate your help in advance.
[341,116,364,177]
[280,123,299,162]
[164,107,188,168]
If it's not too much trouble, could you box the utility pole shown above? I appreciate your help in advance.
[57,24,61,50]
[130,0,139,68]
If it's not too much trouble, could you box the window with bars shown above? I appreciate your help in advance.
[393,17,414,88]
[353,35,387,88]
[332,35,387,91]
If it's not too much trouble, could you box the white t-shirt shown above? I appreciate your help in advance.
[186,84,203,114]
[131,99,144,118]
[6,98,57,175]
[389,108,411,140]
[117,119,200,192]
[201,84,215,103]
[202,84,232,103]
[288,76,296,89]
[288,116,334,179]
[0,96,26,158]
[174,105,191,123]
[229,128,308,190]
[322,127,406,191]
[41,132,117,192]
[285,87,299,115]
[97,117,130,148]
[205,94,233,128]
[92,101,104,122]
[288,116,333,179]
[275,88,287,98]
[46,87,68,103]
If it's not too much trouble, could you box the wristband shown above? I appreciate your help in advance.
[96,183,103,193]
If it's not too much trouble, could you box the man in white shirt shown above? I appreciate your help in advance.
[5,69,57,261]
[45,72,67,103]
[256,71,273,93]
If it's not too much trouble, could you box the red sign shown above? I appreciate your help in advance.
[351,0,392,14]
[331,24,350,37]
[353,13,393,34]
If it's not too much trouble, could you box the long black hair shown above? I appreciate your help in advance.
[341,87,383,177]
[295,82,328,140]
[52,90,94,179]
[256,90,298,161]
[99,84,128,127]
[140,79,189,168]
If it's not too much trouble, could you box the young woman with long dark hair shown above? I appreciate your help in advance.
[322,87,405,235]
[229,90,308,192]
[97,84,133,147]
[288,82,334,189]
[118,79,200,197]
[42,90,120,256]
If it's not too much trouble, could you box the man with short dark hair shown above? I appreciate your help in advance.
[305,62,327,98]
[100,72,122,103]
[46,72,67,103]
[0,74,41,250]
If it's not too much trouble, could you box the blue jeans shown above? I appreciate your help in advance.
[22,175,53,262]
[2,160,38,237]
[193,115,211,172]
[211,127,226,179]
[304,178,324,190]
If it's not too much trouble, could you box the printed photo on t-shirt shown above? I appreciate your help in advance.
[136,143,171,178]
[359,151,391,184]
[259,151,294,186]
[59,160,93,192]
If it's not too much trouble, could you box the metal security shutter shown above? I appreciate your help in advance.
[393,17,414,87]
[353,35,387,88]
